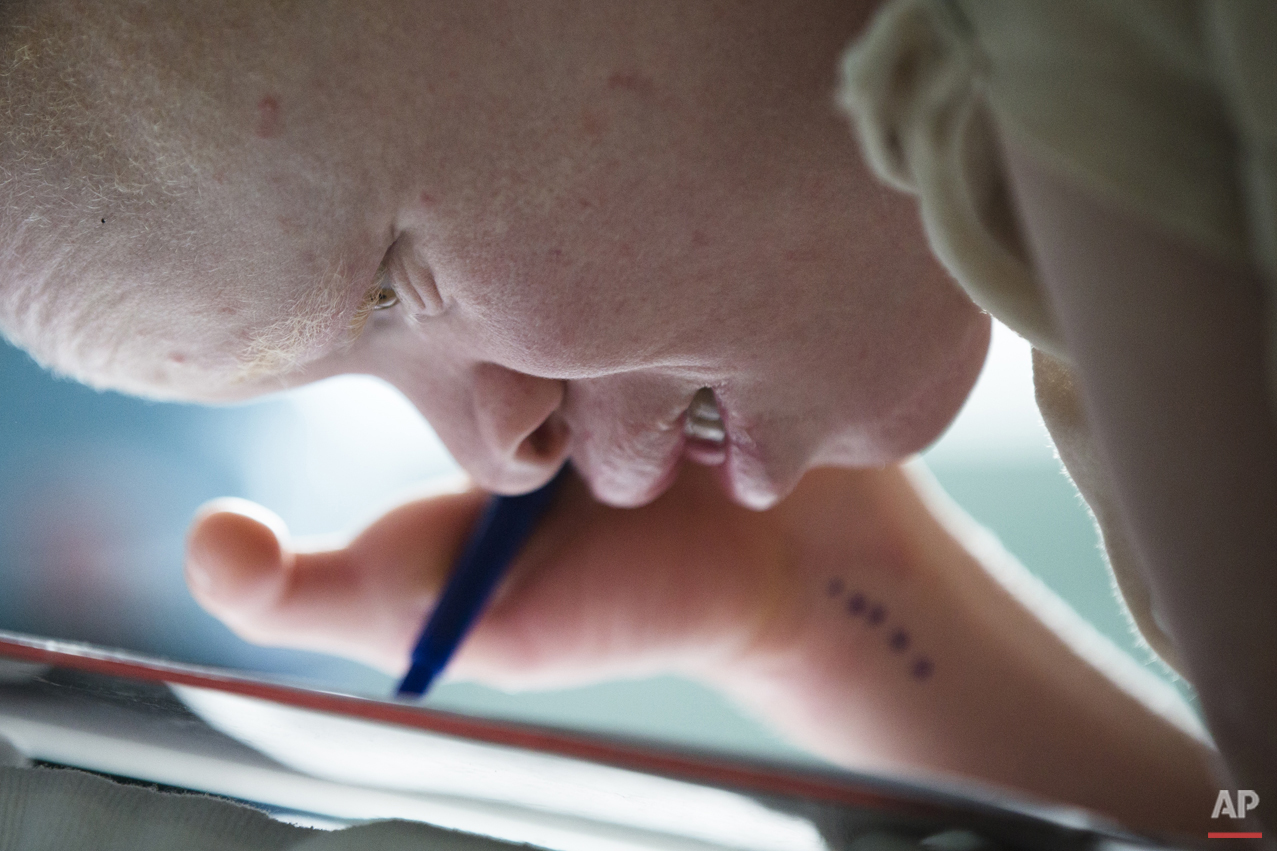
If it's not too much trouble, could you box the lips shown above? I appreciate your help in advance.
[569,386,770,508]
[681,395,789,509]
[683,390,797,509]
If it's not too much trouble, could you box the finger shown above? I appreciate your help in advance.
[184,468,787,689]
[185,491,487,671]
[185,498,292,621]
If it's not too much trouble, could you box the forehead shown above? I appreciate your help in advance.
[0,109,388,400]
[0,4,396,400]
[0,215,372,403]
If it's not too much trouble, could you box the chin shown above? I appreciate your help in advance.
[822,312,992,467]
[886,311,992,459]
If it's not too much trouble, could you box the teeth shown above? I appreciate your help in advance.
[686,418,726,443]
[688,387,722,423]
[684,387,726,444]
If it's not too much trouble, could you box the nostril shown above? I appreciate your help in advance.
[520,413,569,464]
[469,365,568,481]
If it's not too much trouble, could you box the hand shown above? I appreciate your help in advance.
[185,462,1222,836]
[184,464,906,689]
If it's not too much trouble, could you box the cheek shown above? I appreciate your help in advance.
[424,211,718,378]
[563,373,691,444]
[445,281,671,380]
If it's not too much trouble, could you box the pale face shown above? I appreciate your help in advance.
[2,0,989,509]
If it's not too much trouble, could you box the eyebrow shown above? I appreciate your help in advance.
[346,271,385,342]
[232,266,373,383]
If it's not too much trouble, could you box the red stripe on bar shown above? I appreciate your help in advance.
[0,634,922,814]
[1208,833,1263,839]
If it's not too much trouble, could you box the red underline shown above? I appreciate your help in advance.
[1208,833,1263,839]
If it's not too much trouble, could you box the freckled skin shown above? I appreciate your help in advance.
[579,109,607,138]
[606,71,655,95]
[255,94,282,139]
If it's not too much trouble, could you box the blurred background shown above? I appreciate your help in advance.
[0,321,1190,766]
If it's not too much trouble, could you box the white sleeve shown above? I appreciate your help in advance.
[0,766,532,851]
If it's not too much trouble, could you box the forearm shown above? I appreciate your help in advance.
[703,465,1222,837]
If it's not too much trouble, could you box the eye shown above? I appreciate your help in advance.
[368,259,399,311]
[365,237,444,320]
[373,285,399,310]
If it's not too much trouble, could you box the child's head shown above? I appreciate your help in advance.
[1,0,989,507]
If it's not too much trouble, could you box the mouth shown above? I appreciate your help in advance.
[572,386,763,508]
[682,387,728,466]
[681,387,796,510]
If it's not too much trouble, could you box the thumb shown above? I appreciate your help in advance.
[185,498,293,620]
[184,491,486,672]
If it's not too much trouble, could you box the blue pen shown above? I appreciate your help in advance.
[396,465,568,699]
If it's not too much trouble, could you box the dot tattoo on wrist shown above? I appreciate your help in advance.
[826,577,934,681]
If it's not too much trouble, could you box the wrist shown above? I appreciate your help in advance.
[722,465,944,671]
[699,463,1222,837]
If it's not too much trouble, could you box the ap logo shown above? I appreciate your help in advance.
[1213,790,1260,820]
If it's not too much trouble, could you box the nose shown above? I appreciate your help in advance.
[468,363,570,493]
